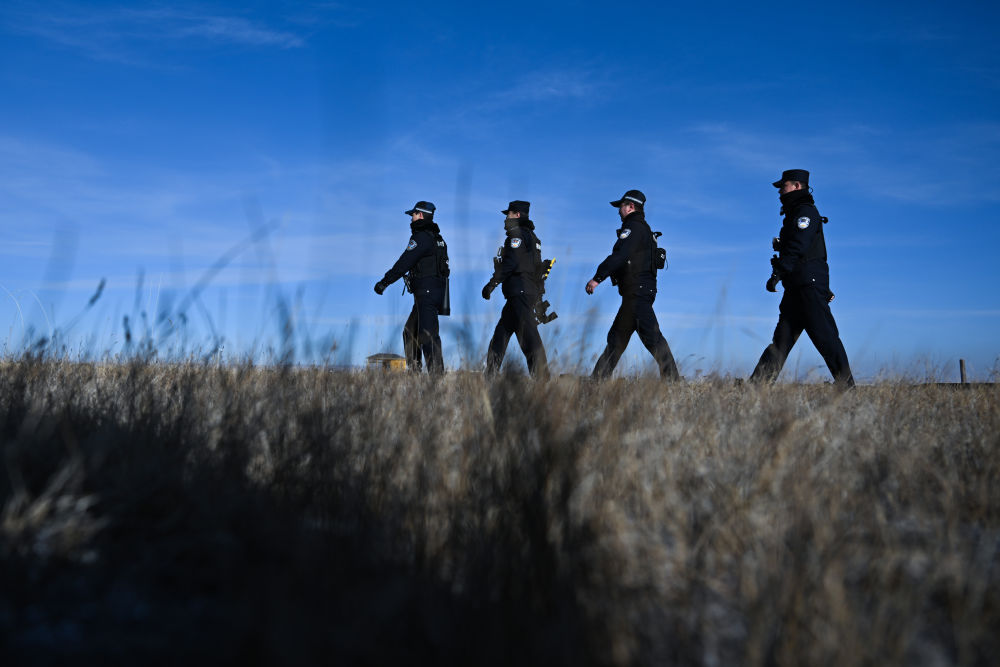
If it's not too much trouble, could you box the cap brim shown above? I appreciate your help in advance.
[501,209,509,214]
[404,209,416,215]
[609,200,623,207]
[771,180,783,188]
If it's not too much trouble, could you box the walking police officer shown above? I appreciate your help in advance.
[750,170,855,386]
[586,190,681,380]
[374,201,449,373]
[482,200,549,378]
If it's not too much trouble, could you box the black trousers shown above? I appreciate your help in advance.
[403,290,443,373]
[751,285,854,385]
[486,293,548,378]
[592,293,680,380]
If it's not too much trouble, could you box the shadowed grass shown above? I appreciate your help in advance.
[1,359,997,665]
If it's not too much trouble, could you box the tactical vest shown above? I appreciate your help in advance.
[780,205,830,288]
[617,223,655,281]
[520,229,543,288]
[804,216,828,263]
[408,232,449,280]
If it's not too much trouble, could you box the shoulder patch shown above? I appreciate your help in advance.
[797,217,811,230]
[535,242,541,250]
[510,237,522,248]
[619,228,631,239]
[406,238,418,250]
[436,240,445,247]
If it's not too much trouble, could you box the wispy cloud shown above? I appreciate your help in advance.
[881,309,1000,318]
[4,4,305,64]
[499,69,608,102]
[425,65,614,132]
[166,13,304,48]
[668,122,1000,207]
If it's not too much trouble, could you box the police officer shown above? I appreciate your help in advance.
[374,201,449,373]
[585,190,681,380]
[482,200,549,378]
[750,170,855,386]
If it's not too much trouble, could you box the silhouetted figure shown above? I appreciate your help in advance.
[750,170,854,386]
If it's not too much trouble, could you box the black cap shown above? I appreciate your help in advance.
[610,189,646,207]
[502,200,530,216]
[772,169,809,188]
[404,201,436,216]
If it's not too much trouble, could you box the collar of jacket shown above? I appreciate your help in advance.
[622,210,646,226]
[504,217,534,234]
[411,220,441,235]
[779,189,814,216]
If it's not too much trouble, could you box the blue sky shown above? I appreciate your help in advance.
[2,0,998,380]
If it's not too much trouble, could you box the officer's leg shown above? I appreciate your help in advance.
[402,304,422,372]
[416,295,443,373]
[750,291,803,383]
[592,298,636,379]
[633,293,680,380]
[800,286,855,386]
[486,301,514,375]
[511,293,549,379]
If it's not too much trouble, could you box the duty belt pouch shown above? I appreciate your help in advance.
[652,231,666,270]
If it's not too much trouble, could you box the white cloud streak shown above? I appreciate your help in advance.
[4,4,305,64]
[169,14,304,48]
[651,122,1000,207]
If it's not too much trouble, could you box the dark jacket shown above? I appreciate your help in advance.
[490,219,543,299]
[593,211,657,296]
[380,221,449,292]
[774,190,829,289]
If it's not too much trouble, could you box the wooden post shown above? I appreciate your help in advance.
[960,359,967,384]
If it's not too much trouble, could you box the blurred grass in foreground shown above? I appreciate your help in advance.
[1,359,998,665]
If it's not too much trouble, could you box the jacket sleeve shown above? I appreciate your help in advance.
[593,232,639,282]
[381,233,431,285]
[490,236,520,284]
[775,210,819,276]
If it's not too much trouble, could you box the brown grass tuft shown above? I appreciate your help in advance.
[1,359,997,665]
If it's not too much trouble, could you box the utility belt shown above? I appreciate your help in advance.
[402,275,450,316]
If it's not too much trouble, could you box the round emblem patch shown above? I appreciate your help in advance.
[797,217,810,229]
[619,228,631,239]
[510,238,522,248]
[406,239,418,250]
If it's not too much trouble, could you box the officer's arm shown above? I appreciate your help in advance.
[592,234,637,283]
[381,235,429,285]
[775,217,817,276]
[490,238,520,284]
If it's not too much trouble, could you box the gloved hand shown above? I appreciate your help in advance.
[765,274,780,293]
[374,280,387,295]
[482,281,497,300]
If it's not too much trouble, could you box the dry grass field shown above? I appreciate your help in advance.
[1,359,997,665]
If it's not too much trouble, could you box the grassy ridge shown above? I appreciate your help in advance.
[1,360,998,665]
